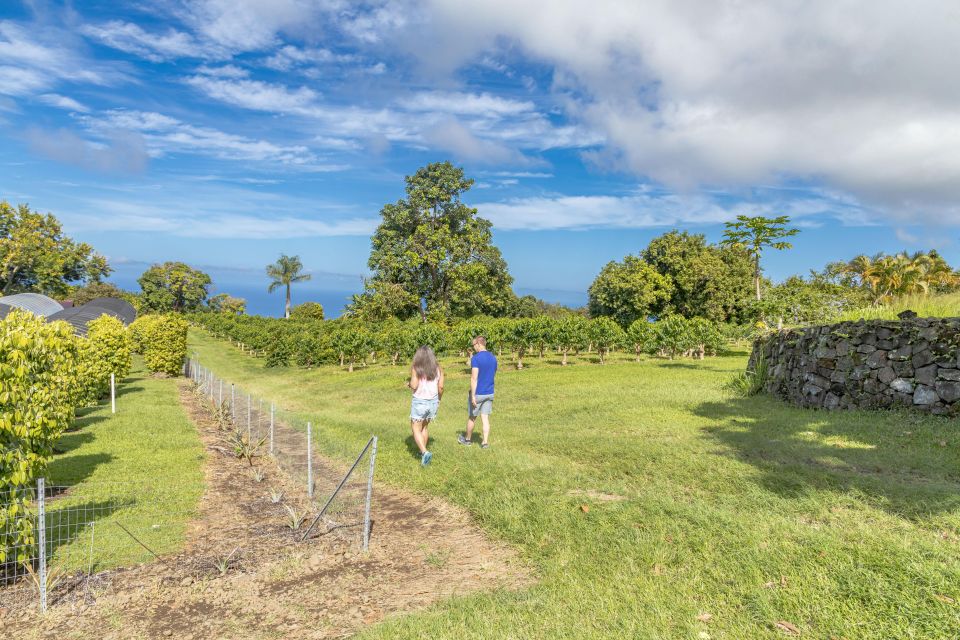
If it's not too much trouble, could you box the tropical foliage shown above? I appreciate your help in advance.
[0,201,110,297]
[138,262,212,313]
[842,251,959,305]
[130,314,188,375]
[721,214,800,301]
[208,293,247,315]
[359,161,515,321]
[266,254,311,319]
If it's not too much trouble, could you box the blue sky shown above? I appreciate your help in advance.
[2,1,959,316]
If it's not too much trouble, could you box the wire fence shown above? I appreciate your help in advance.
[0,359,378,616]
[1,478,202,613]
[185,357,378,549]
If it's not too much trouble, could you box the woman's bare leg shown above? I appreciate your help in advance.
[411,420,427,454]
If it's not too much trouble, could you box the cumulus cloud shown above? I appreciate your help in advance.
[422,118,529,165]
[335,0,960,223]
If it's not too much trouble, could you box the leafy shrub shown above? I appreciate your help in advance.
[650,315,691,359]
[554,315,588,365]
[588,317,626,364]
[87,315,133,382]
[627,319,654,362]
[264,336,293,368]
[687,317,724,359]
[130,314,188,375]
[0,311,83,563]
[289,301,325,320]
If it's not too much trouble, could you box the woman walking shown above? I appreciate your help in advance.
[409,346,444,466]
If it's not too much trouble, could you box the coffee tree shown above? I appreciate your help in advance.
[588,317,625,364]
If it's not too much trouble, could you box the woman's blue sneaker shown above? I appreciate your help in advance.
[421,451,433,466]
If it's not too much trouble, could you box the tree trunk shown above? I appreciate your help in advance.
[348,358,354,373]
[599,349,605,365]
[285,283,291,318]
[339,352,345,367]
[516,353,524,370]
[562,349,568,366]
[754,255,762,301]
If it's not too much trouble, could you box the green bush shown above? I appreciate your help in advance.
[130,314,188,375]
[87,314,133,382]
[0,311,83,563]
[588,317,626,364]
[289,301,325,320]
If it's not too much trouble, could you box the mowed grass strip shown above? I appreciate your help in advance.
[189,329,960,639]
[44,358,204,571]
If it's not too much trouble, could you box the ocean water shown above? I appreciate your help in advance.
[107,262,586,319]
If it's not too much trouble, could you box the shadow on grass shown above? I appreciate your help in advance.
[115,385,146,399]
[53,431,96,455]
[695,396,960,520]
[46,453,114,486]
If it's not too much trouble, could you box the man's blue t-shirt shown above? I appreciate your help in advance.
[471,350,498,395]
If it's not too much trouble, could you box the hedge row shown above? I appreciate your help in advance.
[191,312,732,371]
[1,310,134,564]
[130,314,188,376]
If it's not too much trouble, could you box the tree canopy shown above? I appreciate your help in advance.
[587,255,673,327]
[364,161,514,321]
[0,201,110,297]
[208,293,247,315]
[290,301,325,320]
[138,262,211,312]
[641,230,754,323]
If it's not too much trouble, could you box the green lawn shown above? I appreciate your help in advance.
[44,358,204,572]
[189,330,960,639]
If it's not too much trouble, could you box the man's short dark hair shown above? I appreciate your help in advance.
[472,335,487,347]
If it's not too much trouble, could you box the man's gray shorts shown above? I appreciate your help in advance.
[469,392,494,417]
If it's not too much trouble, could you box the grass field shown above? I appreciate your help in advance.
[838,292,960,321]
[189,330,960,639]
[44,359,204,572]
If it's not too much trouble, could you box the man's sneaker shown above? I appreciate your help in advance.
[480,443,490,449]
[421,451,433,466]
[458,434,473,446]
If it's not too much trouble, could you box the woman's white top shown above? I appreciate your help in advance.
[413,375,439,400]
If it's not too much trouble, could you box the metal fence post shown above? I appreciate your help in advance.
[37,477,47,613]
[362,436,378,551]
[247,394,251,440]
[307,422,314,498]
[110,373,116,414]
[218,379,223,406]
[230,384,235,421]
[269,403,275,455]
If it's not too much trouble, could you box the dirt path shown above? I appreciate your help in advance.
[11,380,531,639]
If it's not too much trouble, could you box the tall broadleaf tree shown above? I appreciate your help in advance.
[364,161,514,321]
[0,201,110,296]
[720,215,799,301]
[266,254,311,319]
[138,262,211,312]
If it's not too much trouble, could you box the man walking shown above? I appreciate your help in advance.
[459,335,497,449]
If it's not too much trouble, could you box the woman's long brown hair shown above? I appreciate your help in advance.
[412,345,439,381]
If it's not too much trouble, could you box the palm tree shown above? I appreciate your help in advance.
[266,254,311,318]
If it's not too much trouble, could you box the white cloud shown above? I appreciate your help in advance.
[339,0,960,223]
[195,64,249,78]
[80,20,217,61]
[476,189,870,231]
[263,45,352,71]
[397,91,536,117]
[184,75,320,114]
[26,127,150,173]
[177,0,337,50]
[421,118,530,165]
[84,109,341,168]
[37,93,89,112]
[0,21,120,96]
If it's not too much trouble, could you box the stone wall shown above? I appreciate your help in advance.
[750,316,960,414]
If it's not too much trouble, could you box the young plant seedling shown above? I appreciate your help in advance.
[283,504,306,531]
[269,488,284,504]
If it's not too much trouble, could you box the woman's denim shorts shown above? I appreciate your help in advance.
[410,397,439,422]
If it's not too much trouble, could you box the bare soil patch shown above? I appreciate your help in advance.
[10,381,530,639]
